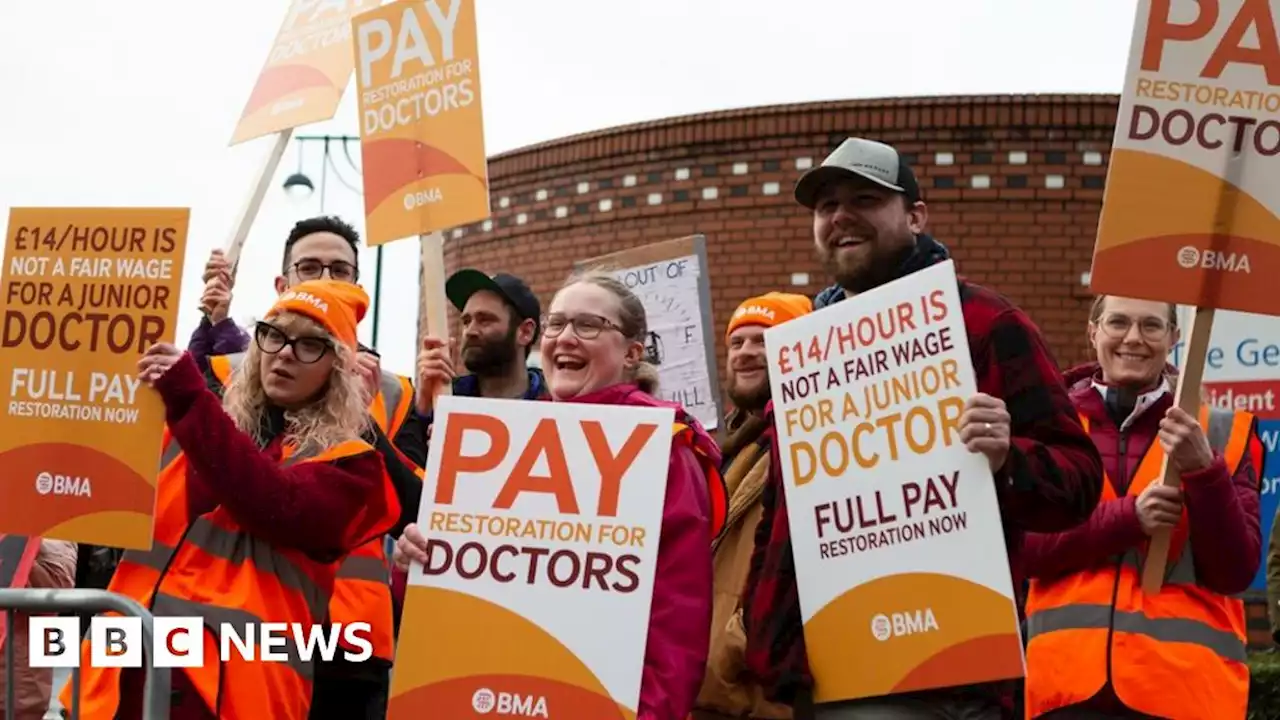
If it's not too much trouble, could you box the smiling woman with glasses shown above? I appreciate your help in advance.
[67,280,401,720]
[1020,294,1265,720]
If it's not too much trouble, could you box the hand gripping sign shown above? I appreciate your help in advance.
[389,396,674,720]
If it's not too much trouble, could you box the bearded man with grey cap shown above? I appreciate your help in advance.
[741,138,1104,719]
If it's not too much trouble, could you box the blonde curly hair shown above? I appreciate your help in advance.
[222,311,370,453]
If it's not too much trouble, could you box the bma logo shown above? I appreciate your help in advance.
[280,290,330,313]
[468,687,548,717]
[870,609,940,641]
[35,472,92,498]
[1176,246,1251,273]
[735,304,776,321]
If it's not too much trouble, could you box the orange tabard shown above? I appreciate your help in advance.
[1024,406,1256,720]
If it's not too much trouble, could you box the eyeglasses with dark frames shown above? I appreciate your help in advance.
[254,322,334,364]
[540,313,626,340]
[1097,313,1172,342]
[289,259,359,282]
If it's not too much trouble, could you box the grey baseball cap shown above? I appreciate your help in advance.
[794,137,922,209]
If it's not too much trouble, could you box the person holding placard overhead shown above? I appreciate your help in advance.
[64,280,400,720]
[1021,294,1264,720]
[396,270,726,720]
[741,137,1104,719]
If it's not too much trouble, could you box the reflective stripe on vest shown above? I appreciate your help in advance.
[674,422,728,539]
[66,436,387,720]
[1023,405,1254,720]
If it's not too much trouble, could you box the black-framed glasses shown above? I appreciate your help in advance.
[290,259,358,282]
[540,313,626,340]
[1098,313,1172,342]
[254,322,333,364]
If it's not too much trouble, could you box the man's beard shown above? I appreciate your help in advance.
[821,232,915,295]
[462,324,519,376]
[727,374,770,413]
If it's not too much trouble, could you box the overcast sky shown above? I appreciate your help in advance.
[0,0,1139,376]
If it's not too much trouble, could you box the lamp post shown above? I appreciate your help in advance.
[281,134,385,350]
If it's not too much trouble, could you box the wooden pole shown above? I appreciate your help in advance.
[419,230,452,402]
[223,129,294,273]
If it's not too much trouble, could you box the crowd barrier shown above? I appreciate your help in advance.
[0,588,171,720]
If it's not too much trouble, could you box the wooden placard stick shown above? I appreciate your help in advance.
[419,230,452,404]
[223,129,294,274]
[1140,306,1215,593]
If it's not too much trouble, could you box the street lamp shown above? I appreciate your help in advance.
[281,134,386,351]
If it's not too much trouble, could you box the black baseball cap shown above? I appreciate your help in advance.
[445,269,542,336]
[794,137,922,209]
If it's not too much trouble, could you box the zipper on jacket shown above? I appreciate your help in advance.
[1103,431,1128,695]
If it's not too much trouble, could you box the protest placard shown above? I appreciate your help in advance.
[0,208,189,550]
[230,0,376,146]
[351,0,490,246]
[389,396,673,720]
[764,260,1023,703]
[577,236,722,430]
[1089,0,1280,316]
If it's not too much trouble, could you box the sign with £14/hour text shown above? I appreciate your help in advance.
[764,260,1023,703]
[0,208,189,550]
[1089,0,1280,315]
[389,396,673,720]
[231,0,378,145]
[351,0,490,245]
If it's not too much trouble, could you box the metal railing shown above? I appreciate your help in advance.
[0,588,170,720]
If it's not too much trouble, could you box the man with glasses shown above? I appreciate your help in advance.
[191,215,423,720]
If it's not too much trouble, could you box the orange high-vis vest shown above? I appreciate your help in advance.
[209,352,411,664]
[64,430,397,720]
[1023,406,1256,720]
[674,421,728,539]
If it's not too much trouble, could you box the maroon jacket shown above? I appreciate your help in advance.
[115,353,389,720]
[1021,362,1264,594]
[741,236,1104,713]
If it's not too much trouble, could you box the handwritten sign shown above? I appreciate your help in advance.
[0,208,189,550]
[764,260,1023,703]
[389,396,673,720]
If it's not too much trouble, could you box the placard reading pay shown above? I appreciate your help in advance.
[389,395,674,720]
[763,260,1024,703]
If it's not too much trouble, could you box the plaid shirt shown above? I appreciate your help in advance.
[742,239,1104,715]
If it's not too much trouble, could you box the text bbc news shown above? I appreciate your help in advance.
[27,616,372,668]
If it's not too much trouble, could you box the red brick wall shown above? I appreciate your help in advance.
[427,94,1120,377]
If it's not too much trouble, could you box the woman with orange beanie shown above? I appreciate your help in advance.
[64,280,400,720]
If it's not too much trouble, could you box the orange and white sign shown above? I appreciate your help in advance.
[763,260,1024,703]
[0,208,189,550]
[230,0,377,146]
[389,396,673,720]
[351,0,490,246]
[1090,0,1280,315]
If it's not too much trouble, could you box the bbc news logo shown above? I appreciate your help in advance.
[28,617,373,668]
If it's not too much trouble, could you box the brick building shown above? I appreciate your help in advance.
[432,93,1118,372]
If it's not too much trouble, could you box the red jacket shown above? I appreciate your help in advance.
[391,383,716,719]
[1021,362,1264,595]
